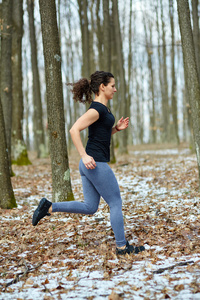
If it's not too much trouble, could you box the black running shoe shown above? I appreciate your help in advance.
[116,241,145,255]
[32,198,52,226]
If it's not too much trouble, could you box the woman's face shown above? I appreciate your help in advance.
[104,78,117,100]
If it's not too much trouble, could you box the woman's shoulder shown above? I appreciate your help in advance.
[89,101,107,114]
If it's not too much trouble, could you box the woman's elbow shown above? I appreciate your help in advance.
[69,126,79,137]
[69,127,74,137]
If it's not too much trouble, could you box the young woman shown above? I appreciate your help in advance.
[32,71,145,255]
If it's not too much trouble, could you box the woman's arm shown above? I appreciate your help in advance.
[69,109,99,169]
[112,117,129,135]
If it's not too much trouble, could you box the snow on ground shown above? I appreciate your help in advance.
[1,147,200,299]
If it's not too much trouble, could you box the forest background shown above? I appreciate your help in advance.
[1,0,200,206]
[1,0,200,299]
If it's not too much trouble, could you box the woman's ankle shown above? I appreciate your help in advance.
[48,205,52,214]
[117,244,126,250]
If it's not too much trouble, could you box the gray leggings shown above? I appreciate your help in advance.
[52,160,126,247]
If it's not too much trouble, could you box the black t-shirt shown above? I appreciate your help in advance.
[85,101,115,162]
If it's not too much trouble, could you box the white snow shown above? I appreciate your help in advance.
[1,148,200,299]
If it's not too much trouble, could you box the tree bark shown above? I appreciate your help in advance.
[103,0,111,71]
[27,0,46,158]
[23,47,31,150]
[102,0,115,163]
[39,0,74,202]
[144,17,156,143]
[78,0,90,78]
[177,0,200,188]
[127,0,133,145]
[12,0,31,165]
[112,0,128,154]
[96,0,103,70]
[169,0,179,144]
[192,0,200,82]
[1,0,13,174]
[89,0,96,73]
[0,2,15,208]
[156,0,164,140]
[160,0,170,142]
[0,98,16,209]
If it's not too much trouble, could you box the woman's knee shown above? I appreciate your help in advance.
[85,204,98,215]
[109,198,122,210]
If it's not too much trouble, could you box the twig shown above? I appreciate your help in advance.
[1,261,43,290]
[42,283,53,296]
[75,272,91,285]
[153,260,194,274]
[63,272,91,293]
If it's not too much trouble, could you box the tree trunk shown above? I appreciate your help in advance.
[127,0,133,145]
[103,0,111,71]
[77,0,90,146]
[156,0,164,141]
[0,1,16,208]
[1,0,13,175]
[112,0,128,154]
[64,0,75,151]
[102,0,115,163]
[96,0,103,70]
[12,0,31,165]
[39,0,74,202]
[0,98,16,209]
[23,47,31,150]
[160,0,170,142]
[89,0,96,73]
[177,0,200,188]
[144,17,156,143]
[110,4,119,151]
[169,0,179,144]
[192,0,200,82]
[78,0,90,78]
[27,0,46,158]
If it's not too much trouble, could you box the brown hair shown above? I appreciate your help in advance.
[67,71,114,103]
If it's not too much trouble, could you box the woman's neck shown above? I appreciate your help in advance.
[93,95,108,106]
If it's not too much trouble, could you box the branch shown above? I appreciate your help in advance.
[153,260,194,274]
[1,261,43,290]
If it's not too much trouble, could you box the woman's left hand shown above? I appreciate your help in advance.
[116,117,129,131]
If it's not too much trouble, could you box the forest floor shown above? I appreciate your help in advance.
[1,143,200,300]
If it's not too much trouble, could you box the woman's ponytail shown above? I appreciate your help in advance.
[67,78,93,104]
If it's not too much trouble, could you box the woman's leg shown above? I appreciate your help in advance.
[52,169,100,215]
[79,160,126,247]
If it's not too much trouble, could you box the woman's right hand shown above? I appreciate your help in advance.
[82,154,96,169]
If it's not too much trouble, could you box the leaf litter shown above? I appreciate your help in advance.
[0,145,200,299]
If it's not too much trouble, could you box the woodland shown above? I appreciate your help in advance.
[1,0,200,299]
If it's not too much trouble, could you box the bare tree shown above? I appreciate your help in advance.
[144,16,156,143]
[27,0,46,158]
[39,0,74,201]
[177,0,200,188]
[23,47,31,150]
[0,2,16,208]
[160,0,170,142]
[1,0,13,174]
[0,98,16,209]
[96,0,103,70]
[127,0,133,145]
[12,0,31,165]
[112,0,128,154]
[103,0,111,71]
[89,0,96,73]
[169,0,179,144]
[78,0,90,78]
[191,0,200,82]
